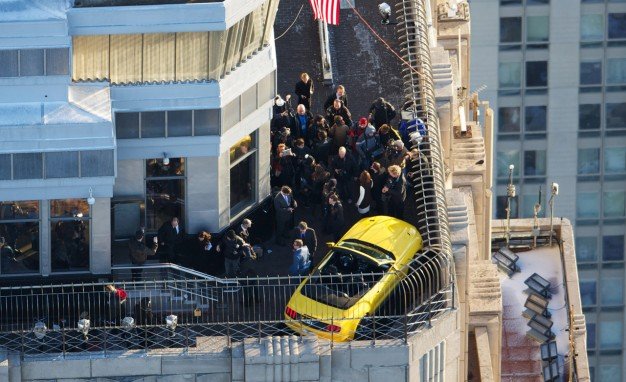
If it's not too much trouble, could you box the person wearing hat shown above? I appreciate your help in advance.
[383,139,409,169]
[356,121,381,169]
[348,117,369,152]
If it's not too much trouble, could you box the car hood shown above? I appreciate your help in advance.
[340,216,421,259]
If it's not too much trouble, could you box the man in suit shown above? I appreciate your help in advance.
[291,221,318,262]
[274,186,297,246]
[323,84,349,110]
[158,217,184,263]
[129,229,158,281]
[288,239,311,276]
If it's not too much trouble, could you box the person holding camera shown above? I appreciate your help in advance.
[128,229,158,281]
[381,165,407,220]
[273,143,296,188]
[383,139,409,169]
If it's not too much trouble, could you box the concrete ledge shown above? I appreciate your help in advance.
[350,340,410,369]
[91,356,162,377]
[161,354,230,375]
[21,359,91,380]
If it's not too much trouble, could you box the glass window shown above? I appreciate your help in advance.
[600,320,623,349]
[498,107,521,133]
[580,61,602,85]
[45,48,69,76]
[194,109,220,136]
[230,135,257,163]
[526,61,548,87]
[606,58,626,84]
[141,111,166,138]
[579,104,601,130]
[167,110,192,137]
[525,106,546,131]
[230,154,255,213]
[50,199,90,272]
[0,201,40,275]
[523,150,546,176]
[81,150,115,177]
[496,195,518,219]
[587,323,596,349]
[580,280,597,305]
[496,150,520,177]
[222,97,241,132]
[576,236,597,262]
[577,148,600,174]
[608,13,626,39]
[604,191,625,217]
[526,16,549,42]
[599,365,621,382]
[19,49,44,76]
[145,158,185,231]
[499,62,522,88]
[601,278,623,306]
[115,112,140,139]
[500,17,522,43]
[606,103,626,129]
[146,157,185,178]
[45,151,79,179]
[581,14,604,41]
[0,50,18,77]
[0,154,11,180]
[605,147,626,174]
[577,192,600,218]
[12,153,42,180]
[603,235,624,261]
[522,193,543,218]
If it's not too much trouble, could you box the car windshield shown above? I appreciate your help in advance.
[337,239,395,262]
[300,248,391,310]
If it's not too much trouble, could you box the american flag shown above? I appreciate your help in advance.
[309,0,340,25]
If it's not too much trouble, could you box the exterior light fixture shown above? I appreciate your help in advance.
[87,187,95,206]
[505,164,516,247]
[378,3,391,24]
[548,182,559,246]
[78,318,90,340]
[165,314,178,337]
[162,152,170,166]
[33,321,47,340]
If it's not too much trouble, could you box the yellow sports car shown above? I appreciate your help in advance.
[284,216,423,341]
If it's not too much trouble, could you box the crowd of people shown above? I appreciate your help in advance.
[126,73,430,280]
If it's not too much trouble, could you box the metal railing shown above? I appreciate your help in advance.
[0,253,454,358]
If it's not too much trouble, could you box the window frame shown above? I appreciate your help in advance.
[0,201,41,276]
[49,199,92,274]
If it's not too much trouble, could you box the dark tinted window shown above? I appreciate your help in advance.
[500,17,522,43]
[580,61,602,85]
[579,104,601,130]
[45,151,79,178]
[13,153,42,180]
[606,103,626,129]
[498,107,521,132]
[526,61,548,87]
[45,48,69,75]
[141,111,166,138]
[167,110,192,137]
[81,150,115,177]
[603,235,624,261]
[608,13,626,39]
[19,49,44,76]
[194,109,220,135]
[0,50,18,77]
[525,106,547,131]
[115,113,140,139]
[0,154,11,180]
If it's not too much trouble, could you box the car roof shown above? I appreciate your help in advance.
[340,216,420,257]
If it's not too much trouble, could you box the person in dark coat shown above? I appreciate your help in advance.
[326,194,345,242]
[382,165,407,220]
[310,164,331,213]
[128,229,158,281]
[312,114,330,137]
[325,99,352,127]
[329,116,350,153]
[294,72,314,110]
[378,124,402,148]
[195,230,221,275]
[274,186,297,245]
[157,217,184,263]
[330,147,356,203]
[217,229,249,278]
[272,95,292,133]
[368,97,397,128]
[273,143,296,188]
[356,170,373,216]
[369,162,387,213]
[323,84,348,109]
[291,221,318,260]
[292,104,315,146]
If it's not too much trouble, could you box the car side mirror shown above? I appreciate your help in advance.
[326,242,335,247]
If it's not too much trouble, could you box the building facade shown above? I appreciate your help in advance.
[0,0,279,278]
[470,0,626,379]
